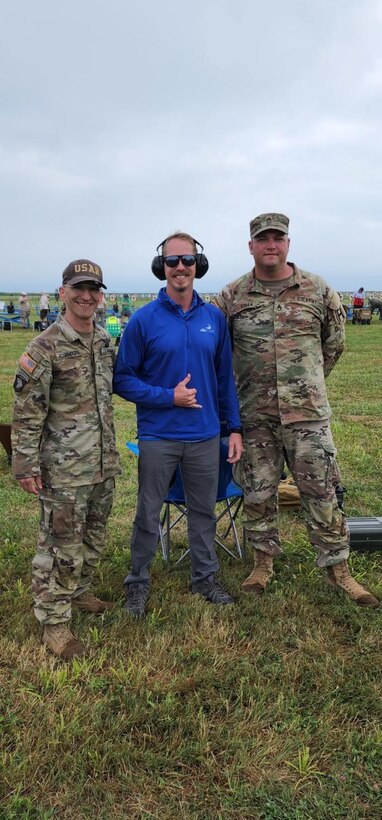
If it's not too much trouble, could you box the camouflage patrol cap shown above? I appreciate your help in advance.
[250,213,289,238]
[62,259,107,289]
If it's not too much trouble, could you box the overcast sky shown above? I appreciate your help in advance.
[2,0,382,295]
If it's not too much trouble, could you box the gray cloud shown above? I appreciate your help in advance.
[1,0,382,293]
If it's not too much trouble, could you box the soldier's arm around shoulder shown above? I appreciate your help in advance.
[211,288,229,316]
[321,285,346,377]
[12,341,53,486]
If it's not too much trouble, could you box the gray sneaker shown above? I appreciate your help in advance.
[124,583,149,618]
[192,575,234,605]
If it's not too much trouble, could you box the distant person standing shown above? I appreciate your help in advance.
[352,287,365,308]
[121,293,132,318]
[39,292,50,326]
[7,299,15,314]
[18,292,30,328]
[96,291,107,327]
[352,287,365,323]
[54,288,59,302]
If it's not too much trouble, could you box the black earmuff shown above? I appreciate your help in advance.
[151,248,167,280]
[151,237,209,280]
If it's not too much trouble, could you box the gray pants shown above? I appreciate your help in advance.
[125,437,220,587]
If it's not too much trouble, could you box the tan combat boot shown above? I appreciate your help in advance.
[42,624,85,659]
[242,550,274,593]
[72,591,113,613]
[327,561,380,608]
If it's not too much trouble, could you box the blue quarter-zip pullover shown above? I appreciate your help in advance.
[113,288,241,440]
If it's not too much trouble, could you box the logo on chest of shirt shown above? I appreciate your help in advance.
[199,324,215,334]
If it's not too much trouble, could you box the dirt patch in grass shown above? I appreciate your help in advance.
[342,414,382,425]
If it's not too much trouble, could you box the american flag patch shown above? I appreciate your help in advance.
[19,352,38,373]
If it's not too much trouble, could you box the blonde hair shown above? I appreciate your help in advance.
[162,231,197,255]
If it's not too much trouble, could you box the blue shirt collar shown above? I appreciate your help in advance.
[159,287,201,314]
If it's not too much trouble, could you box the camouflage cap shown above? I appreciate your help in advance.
[62,259,107,289]
[250,213,289,238]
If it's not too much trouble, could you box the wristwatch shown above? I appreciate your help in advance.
[229,427,243,435]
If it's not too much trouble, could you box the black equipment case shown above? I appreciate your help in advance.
[347,517,382,552]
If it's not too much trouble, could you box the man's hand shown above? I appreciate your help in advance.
[227,433,243,464]
[17,475,42,495]
[174,374,202,408]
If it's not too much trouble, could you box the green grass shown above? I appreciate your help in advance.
[0,322,382,819]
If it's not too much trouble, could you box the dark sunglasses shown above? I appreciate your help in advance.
[163,255,196,268]
[69,283,101,292]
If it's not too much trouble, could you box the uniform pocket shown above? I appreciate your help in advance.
[32,552,54,572]
[39,496,75,547]
[51,504,75,540]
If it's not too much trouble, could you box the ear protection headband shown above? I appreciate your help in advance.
[151,237,209,280]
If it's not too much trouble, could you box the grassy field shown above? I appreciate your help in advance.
[0,293,149,320]
[0,321,381,819]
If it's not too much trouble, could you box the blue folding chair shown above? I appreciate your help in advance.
[126,439,244,565]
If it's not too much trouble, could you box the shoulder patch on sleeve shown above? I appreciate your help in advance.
[327,289,342,311]
[327,289,346,324]
[19,352,38,374]
[14,373,30,392]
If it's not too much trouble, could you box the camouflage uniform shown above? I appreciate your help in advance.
[215,262,349,567]
[12,313,121,624]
